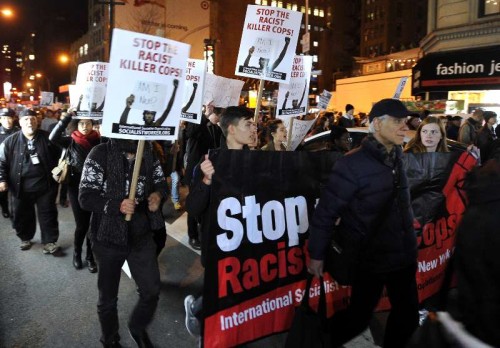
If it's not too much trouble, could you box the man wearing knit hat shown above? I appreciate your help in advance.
[0,108,60,253]
[308,98,418,347]
[338,103,356,128]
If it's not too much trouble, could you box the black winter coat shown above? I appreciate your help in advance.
[0,130,59,197]
[308,137,417,273]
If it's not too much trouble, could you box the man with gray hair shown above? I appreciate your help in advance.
[308,98,419,347]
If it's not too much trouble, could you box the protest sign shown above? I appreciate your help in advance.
[203,74,244,108]
[181,59,206,124]
[393,76,408,99]
[276,55,312,117]
[318,90,332,110]
[40,92,54,107]
[280,117,316,151]
[101,28,190,140]
[70,62,109,119]
[202,149,476,347]
[235,5,302,83]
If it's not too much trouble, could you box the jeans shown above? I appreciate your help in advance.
[329,264,419,348]
[12,186,59,244]
[67,183,93,260]
[92,238,160,345]
[170,171,180,203]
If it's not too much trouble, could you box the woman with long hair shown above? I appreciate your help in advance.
[404,116,449,153]
[260,119,287,151]
[49,112,101,272]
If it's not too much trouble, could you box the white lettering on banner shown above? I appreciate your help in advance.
[436,62,487,76]
[216,195,309,252]
[418,259,438,272]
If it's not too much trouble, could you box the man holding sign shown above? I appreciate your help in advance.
[79,139,167,347]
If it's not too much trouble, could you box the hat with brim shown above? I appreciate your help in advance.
[368,98,411,122]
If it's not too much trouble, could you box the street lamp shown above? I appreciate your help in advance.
[35,72,51,92]
[0,8,13,19]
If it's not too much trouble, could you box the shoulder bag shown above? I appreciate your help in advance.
[51,147,70,184]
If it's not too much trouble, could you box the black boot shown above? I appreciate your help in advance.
[87,255,98,273]
[128,329,154,348]
[73,251,83,269]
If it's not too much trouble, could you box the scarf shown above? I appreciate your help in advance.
[71,130,100,151]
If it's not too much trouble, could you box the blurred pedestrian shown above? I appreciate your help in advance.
[0,108,19,218]
[476,111,497,163]
[458,109,484,145]
[446,115,462,141]
[260,119,287,151]
[338,104,356,128]
[328,125,352,154]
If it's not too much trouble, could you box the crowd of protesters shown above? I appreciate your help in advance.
[0,100,499,347]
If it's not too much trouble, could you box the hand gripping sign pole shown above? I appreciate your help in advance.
[125,140,145,221]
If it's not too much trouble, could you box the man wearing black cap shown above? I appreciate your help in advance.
[308,98,419,347]
[0,109,60,253]
[0,108,19,218]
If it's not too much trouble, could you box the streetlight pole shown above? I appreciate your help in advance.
[96,1,125,56]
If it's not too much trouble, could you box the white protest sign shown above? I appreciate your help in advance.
[318,90,332,110]
[235,5,302,83]
[101,28,190,140]
[276,55,312,118]
[279,117,316,151]
[181,59,206,124]
[73,62,109,119]
[393,76,408,99]
[203,74,244,108]
[40,92,54,107]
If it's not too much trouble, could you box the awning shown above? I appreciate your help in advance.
[412,45,500,95]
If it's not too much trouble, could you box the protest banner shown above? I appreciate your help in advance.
[203,74,244,108]
[70,62,109,119]
[280,117,316,151]
[40,92,54,107]
[101,28,190,140]
[317,90,332,110]
[202,149,476,347]
[235,5,302,83]
[181,59,206,124]
[276,55,312,117]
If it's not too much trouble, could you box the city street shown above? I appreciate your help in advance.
[0,187,376,348]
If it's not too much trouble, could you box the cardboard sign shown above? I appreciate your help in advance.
[101,28,190,140]
[276,55,312,117]
[181,59,206,124]
[235,5,302,83]
[203,74,244,108]
[280,117,316,151]
[70,62,109,119]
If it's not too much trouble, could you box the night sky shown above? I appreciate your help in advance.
[0,0,88,94]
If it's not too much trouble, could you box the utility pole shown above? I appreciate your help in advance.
[96,1,125,56]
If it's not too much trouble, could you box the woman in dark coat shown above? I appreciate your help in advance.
[49,112,101,272]
[260,119,287,151]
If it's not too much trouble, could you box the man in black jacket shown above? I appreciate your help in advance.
[183,106,257,340]
[308,98,419,348]
[0,108,19,218]
[0,109,60,253]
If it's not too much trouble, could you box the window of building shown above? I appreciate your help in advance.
[255,0,261,4]
[301,6,305,13]
[313,8,319,16]
[479,0,500,16]
[292,4,297,11]
[313,55,318,62]
[286,3,291,9]
[271,0,276,6]
[313,41,318,47]
[277,1,283,7]
[319,9,324,17]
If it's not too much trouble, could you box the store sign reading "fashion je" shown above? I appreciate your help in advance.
[412,45,500,94]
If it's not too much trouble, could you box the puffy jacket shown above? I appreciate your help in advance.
[308,136,417,273]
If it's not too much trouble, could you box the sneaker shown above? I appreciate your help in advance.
[20,240,32,250]
[184,295,201,337]
[43,242,59,254]
[174,202,182,210]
